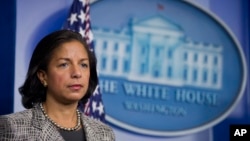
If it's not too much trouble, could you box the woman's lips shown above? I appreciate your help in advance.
[68,84,83,90]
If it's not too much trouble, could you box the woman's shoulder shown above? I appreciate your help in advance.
[0,109,34,136]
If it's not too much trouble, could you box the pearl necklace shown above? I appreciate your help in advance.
[40,103,81,131]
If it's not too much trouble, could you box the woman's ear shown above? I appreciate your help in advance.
[37,70,47,87]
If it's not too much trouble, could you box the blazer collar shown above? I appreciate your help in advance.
[81,115,92,141]
[31,103,64,141]
[31,104,97,141]
[81,115,102,141]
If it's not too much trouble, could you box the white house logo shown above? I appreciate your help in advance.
[90,0,247,136]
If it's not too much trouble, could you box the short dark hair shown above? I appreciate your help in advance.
[19,29,98,109]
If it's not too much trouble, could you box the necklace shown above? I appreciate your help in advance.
[40,103,81,131]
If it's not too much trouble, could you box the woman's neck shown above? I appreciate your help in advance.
[42,101,79,128]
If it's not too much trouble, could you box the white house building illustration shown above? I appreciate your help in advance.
[93,15,223,89]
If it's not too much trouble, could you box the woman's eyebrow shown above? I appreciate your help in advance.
[80,58,89,61]
[56,58,70,61]
[56,58,89,61]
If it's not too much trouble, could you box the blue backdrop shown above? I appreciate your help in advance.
[0,0,15,115]
[211,0,249,140]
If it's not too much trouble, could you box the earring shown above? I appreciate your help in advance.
[43,81,47,87]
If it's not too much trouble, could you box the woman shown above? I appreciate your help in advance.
[0,30,115,141]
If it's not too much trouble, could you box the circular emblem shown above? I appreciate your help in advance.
[93,0,247,136]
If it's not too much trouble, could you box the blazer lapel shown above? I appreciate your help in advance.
[31,104,65,141]
[82,115,96,141]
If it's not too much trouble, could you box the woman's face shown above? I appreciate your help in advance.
[38,40,90,104]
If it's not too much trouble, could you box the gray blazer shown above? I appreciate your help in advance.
[0,104,115,141]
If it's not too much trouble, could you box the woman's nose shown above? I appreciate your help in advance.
[71,65,81,78]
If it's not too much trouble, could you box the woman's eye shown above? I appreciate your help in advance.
[81,63,88,68]
[59,63,68,68]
